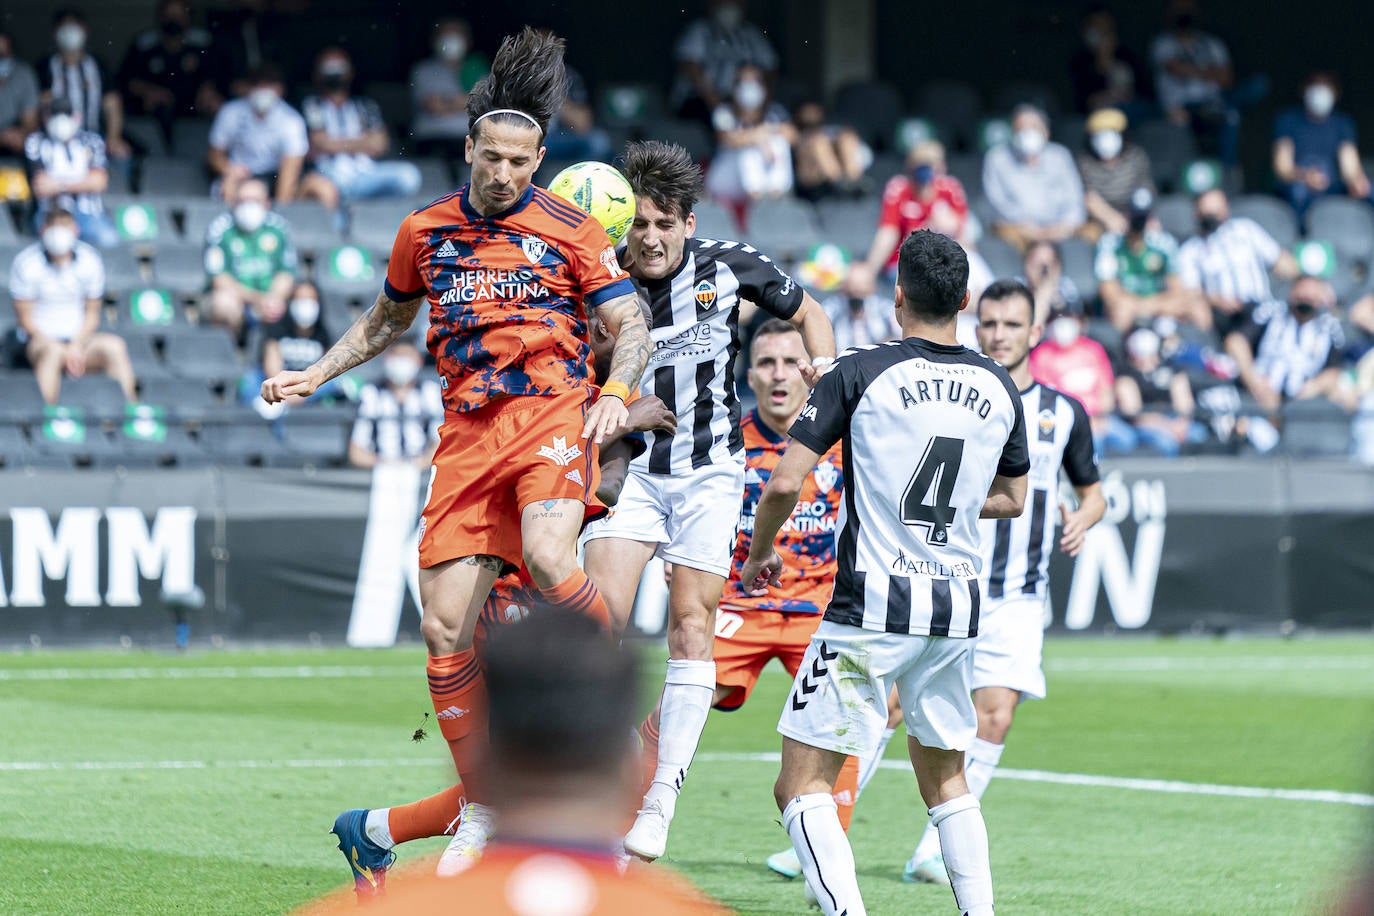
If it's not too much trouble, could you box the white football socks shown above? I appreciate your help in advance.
[783,793,867,916]
[643,659,716,816]
[912,738,1004,863]
[855,726,896,799]
[364,808,394,849]
[929,794,994,916]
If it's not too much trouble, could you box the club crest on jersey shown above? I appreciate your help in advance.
[694,280,717,311]
[537,436,583,466]
[1038,407,1057,441]
[812,460,838,494]
[521,234,548,264]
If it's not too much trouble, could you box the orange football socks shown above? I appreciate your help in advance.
[427,649,488,802]
[387,783,468,844]
[539,569,611,632]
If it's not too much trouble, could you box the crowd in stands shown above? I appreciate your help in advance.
[1,0,1373,470]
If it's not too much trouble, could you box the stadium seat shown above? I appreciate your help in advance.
[1155,193,1197,240]
[101,246,148,297]
[348,199,417,252]
[832,80,906,151]
[945,152,983,197]
[163,325,243,387]
[746,197,821,260]
[1135,120,1198,193]
[105,197,175,245]
[1052,114,1087,157]
[691,198,736,239]
[411,158,455,198]
[1085,317,1123,358]
[180,198,225,243]
[0,423,29,468]
[992,80,1061,117]
[121,333,174,381]
[1231,194,1299,250]
[914,79,981,152]
[597,82,666,129]
[316,244,381,305]
[123,115,167,157]
[169,118,213,160]
[639,118,714,164]
[815,197,881,257]
[1059,238,1100,308]
[19,450,76,470]
[0,372,46,422]
[199,418,287,466]
[1280,399,1352,457]
[977,235,1021,280]
[58,375,130,422]
[867,151,905,184]
[139,155,212,197]
[30,413,118,465]
[364,81,412,133]
[281,414,349,465]
[150,246,209,297]
[137,376,222,421]
[275,202,343,253]
[1306,197,1374,266]
[0,207,17,245]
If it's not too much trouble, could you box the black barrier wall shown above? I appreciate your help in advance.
[0,458,1370,647]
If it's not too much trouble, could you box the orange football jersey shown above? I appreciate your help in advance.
[385,184,635,414]
[720,409,844,614]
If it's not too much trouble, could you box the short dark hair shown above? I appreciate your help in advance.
[44,207,76,225]
[750,317,804,361]
[247,62,283,86]
[466,27,567,138]
[53,7,85,25]
[484,610,639,776]
[896,230,969,322]
[978,279,1035,323]
[619,140,703,222]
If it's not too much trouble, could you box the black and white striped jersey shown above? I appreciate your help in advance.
[789,338,1030,639]
[350,381,444,461]
[633,236,803,475]
[982,383,1099,603]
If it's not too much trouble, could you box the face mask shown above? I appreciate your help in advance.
[1126,330,1161,360]
[1014,128,1047,158]
[734,79,766,109]
[248,87,277,114]
[234,200,267,232]
[289,297,320,327]
[46,114,77,142]
[160,19,186,39]
[437,35,466,61]
[42,225,77,256]
[55,24,86,53]
[384,358,420,386]
[1090,130,1123,160]
[1290,301,1320,319]
[714,3,744,29]
[0,58,14,79]
[1048,316,1080,347]
[1197,214,1222,235]
[912,164,935,185]
[1305,85,1335,119]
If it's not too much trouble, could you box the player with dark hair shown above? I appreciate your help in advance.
[311,611,729,914]
[580,140,836,862]
[263,25,651,879]
[742,230,1029,916]
[902,278,1105,884]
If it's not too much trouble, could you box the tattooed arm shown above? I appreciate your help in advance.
[581,291,653,443]
[261,290,424,403]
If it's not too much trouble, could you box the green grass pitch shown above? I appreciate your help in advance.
[1,635,1371,914]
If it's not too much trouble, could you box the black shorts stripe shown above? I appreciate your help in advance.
[885,574,911,634]
[929,579,953,637]
[987,518,1012,600]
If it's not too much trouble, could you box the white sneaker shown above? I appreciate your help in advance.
[622,798,671,861]
[766,846,802,879]
[435,802,494,877]
[902,852,950,885]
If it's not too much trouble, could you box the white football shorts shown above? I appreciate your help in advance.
[971,595,1047,701]
[777,619,977,755]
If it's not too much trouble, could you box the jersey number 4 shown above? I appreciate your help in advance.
[901,436,964,545]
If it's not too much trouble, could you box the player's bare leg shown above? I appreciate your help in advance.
[623,566,723,860]
[907,686,1017,885]
[521,498,613,631]
[583,536,657,637]
[774,737,867,916]
[420,556,500,878]
[909,738,995,916]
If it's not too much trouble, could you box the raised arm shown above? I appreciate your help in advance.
[788,292,837,385]
[261,289,423,403]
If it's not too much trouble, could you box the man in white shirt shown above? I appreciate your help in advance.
[982,105,1087,251]
[9,208,135,403]
[207,63,309,204]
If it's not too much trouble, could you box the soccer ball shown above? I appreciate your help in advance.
[547,162,636,244]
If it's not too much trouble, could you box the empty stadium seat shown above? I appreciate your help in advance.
[121,333,174,381]
[0,205,18,244]
[597,83,666,129]
[411,158,456,197]
[1135,121,1198,193]
[0,372,46,422]
[0,241,26,288]
[1280,399,1353,457]
[316,244,381,304]
[639,118,714,163]
[364,81,412,133]
[1306,197,1374,265]
[274,202,343,253]
[180,199,226,243]
[137,376,223,421]
[1059,238,1100,307]
[977,235,1021,279]
[163,325,243,386]
[832,80,906,151]
[1155,193,1197,240]
[745,197,821,260]
[30,413,118,464]
[815,197,881,257]
[914,80,981,151]
[348,199,418,252]
[0,423,29,468]
[1231,194,1299,249]
[691,199,737,239]
[150,246,208,296]
[281,414,349,465]
[57,375,129,421]
[169,118,213,160]
[138,155,212,197]
[945,152,983,196]
[123,115,167,157]
[199,419,287,465]
[101,246,147,295]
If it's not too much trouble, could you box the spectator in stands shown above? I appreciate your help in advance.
[847,140,968,298]
[544,64,612,163]
[1069,6,1147,118]
[409,18,490,161]
[207,63,307,204]
[1021,241,1083,326]
[1096,188,1208,332]
[1272,72,1372,221]
[38,9,131,162]
[300,48,421,210]
[705,64,795,205]
[672,0,778,124]
[205,0,295,100]
[25,97,118,248]
[0,30,40,157]
[821,283,902,351]
[204,178,297,335]
[1224,275,1354,413]
[8,208,135,404]
[1150,0,1242,164]
[1113,325,1208,455]
[243,279,340,405]
[790,99,870,202]
[1175,188,1298,336]
[983,104,1086,251]
[1031,303,1128,450]
[348,338,443,468]
[117,0,223,145]
[1077,107,1154,239]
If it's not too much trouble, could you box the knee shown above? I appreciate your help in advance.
[977,706,1014,744]
[666,606,713,657]
[522,541,573,587]
[772,775,793,813]
[419,611,466,654]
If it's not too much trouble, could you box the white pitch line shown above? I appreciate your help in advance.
[0,665,417,681]
[1044,656,1374,673]
[3,751,1371,808]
